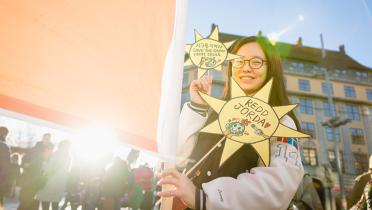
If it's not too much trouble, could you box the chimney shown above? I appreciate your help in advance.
[296,37,303,46]
[257,30,263,37]
[339,44,346,54]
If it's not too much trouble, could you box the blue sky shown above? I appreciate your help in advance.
[186,0,372,68]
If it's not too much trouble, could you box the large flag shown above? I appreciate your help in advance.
[0,0,187,153]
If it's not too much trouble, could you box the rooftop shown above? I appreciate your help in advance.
[218,31,372,72]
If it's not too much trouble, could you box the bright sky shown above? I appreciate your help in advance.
[186,0,372,68]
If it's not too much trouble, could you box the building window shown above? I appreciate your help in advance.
[182,72,190,86]
[328,150,344,172]
[367,89,372,101]
[181,91,190,107]
[325,127,340,141]
[350,128,365,145]
[321,83,334,95]
[323,102,336,117]
[211,85,224,98]
[289,61,305,72]
[356,71,368,81]
[303,148,317,166]
[299,79,310,91]
[353,153,369,174]
[344,86,356,98]
[335,69,348,75]
[300,99,313,114]
[210,68,224,81]
[346,105,360,120]
[301,122,315,138]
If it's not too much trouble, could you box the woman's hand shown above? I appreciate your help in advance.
[157,168,196,209]
[189,75,213,105]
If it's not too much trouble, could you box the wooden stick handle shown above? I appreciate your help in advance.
[158,136,226,208]
[160,162,176,210]
[186,136,225,176]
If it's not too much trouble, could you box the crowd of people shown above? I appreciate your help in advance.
[0,124,371,210]
[0,127,155,210]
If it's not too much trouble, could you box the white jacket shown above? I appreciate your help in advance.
[176,102,304,210]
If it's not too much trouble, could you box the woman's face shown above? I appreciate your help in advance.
[232,42,268,95]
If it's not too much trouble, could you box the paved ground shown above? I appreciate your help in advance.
[3,196,21,210]
[3,194,74,210]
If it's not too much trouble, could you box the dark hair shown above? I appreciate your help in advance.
[127,149,140,164]
[0,126,9,141]
[223,36,301,129]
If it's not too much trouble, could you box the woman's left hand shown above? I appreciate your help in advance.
[157,168,196,209]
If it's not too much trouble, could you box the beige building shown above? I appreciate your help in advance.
[182,29,372,209]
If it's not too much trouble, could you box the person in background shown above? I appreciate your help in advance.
[36,140,72,210]
[34,133,54,151]
[348,155,372,209]
[349,179,372,210]
[0,126,11,209]
[132,163,154,210]
[124,149,142,209]
[9,153,21,198]
[17,142,54,210]
[101,157,133,210]
[81,152,113,210]
[60,162,83,210]
[288,173,324,210]
[127,149,140,167]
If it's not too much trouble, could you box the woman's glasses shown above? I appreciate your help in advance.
[232,57,267,70]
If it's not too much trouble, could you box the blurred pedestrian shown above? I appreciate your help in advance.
[9,153,21,198]
[0,126,11,209]
[348,155,372,209]
[132,163,154,210]
[36,140,72,210]
[101,157,133,210]
[34,133,54,151]
[60,163,83,210]
[80,153,112,210]
[288,173,324,210]
[17,142,53,210]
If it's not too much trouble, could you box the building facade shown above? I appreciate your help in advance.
[181,30,372,209]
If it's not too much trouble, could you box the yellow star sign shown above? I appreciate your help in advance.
[184,26,241,78]
[198,78,310,167]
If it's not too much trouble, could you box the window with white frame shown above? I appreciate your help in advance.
[301,122,315,138]
[300,99,313,114]
[346,105,360,120]
[344,86,356,98]
[321,83,334,95]
[299,79,310,91]
[302,148,317,166]
[350,128,364,145]
[325,127,340,141]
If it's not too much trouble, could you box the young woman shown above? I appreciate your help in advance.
[158,36,304,210]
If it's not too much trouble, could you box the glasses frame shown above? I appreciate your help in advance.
[231,57,267,70]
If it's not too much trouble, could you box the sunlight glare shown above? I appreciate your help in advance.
[72,124,119,162]
[298,15,305,22]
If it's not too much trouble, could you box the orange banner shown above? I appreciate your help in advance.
[0,0,176,151]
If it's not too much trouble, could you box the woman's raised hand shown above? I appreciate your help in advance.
[189,75,213,105]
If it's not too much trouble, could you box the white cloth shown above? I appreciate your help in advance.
[177,102,304,210]
[156,0,188,162]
